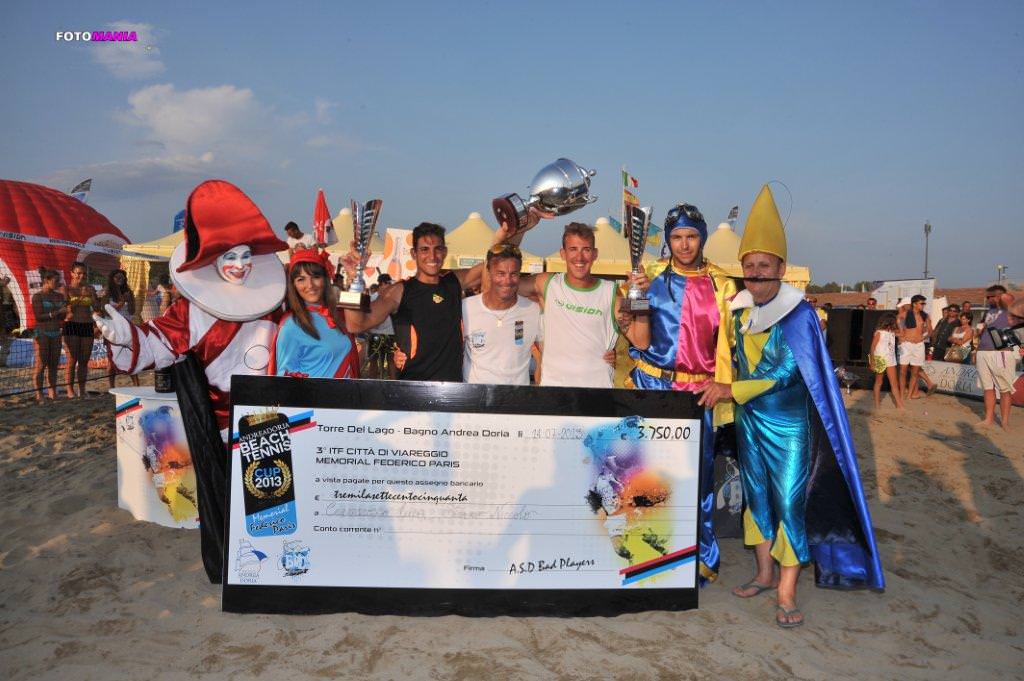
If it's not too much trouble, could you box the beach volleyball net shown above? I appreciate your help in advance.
[0,232,170,397]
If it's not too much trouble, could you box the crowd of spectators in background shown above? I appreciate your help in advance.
[11,262,183,401]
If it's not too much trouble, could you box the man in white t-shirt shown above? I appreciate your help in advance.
[284,221,317,254]
[463,244,542,385]
[495,221,648,388]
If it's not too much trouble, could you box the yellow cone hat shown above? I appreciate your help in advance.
[738,184,787,262]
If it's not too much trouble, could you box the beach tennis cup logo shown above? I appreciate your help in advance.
[279,539,311,577]
[237,411,298,537]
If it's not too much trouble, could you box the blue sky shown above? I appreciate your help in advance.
[2,1,1021,287]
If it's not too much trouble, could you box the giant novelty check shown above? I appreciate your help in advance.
[224,377,702,615]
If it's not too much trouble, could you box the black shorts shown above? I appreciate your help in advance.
[63,321,95,338]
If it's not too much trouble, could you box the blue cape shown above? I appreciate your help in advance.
[779,301,885,590]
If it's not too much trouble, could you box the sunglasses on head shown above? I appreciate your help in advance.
[488,243,522,258]
[666,203,705,226]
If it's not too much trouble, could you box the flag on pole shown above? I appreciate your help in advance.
[312,188,337,247]
[69,178,92,203]
[646,212,661,247]
[621,171,638,188]
[623,189,639,207]
[726,205,739,224]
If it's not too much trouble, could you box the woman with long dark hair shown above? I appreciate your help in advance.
[63,262,97,398]
[31,269,66,401]
[946,312,975,364]
[105,268,140,387]
[271,250,359,378]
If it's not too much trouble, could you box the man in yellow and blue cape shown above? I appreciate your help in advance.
[699,185,884,628]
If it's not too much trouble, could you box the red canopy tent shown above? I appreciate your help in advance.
[0,179,130,328]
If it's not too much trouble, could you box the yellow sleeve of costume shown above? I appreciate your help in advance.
[711,269,737,427]
[731,378,777,405]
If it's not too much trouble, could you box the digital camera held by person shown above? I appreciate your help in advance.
[987,323,1024,350]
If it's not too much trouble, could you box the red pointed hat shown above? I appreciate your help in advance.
[176,180,289,272]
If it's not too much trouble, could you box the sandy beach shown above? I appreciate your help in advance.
[1,385,1021,681]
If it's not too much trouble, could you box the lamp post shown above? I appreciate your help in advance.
[996,264,1007,284]
[923,221,932,279]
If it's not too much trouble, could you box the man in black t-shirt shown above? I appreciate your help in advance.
[342,223,484,381]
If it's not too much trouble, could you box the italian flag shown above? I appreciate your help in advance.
[622,171,638,188]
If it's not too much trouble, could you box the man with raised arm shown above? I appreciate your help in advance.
[341,222,483,382]
[495,220,648,388]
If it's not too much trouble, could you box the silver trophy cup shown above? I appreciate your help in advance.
[492,158,598,234]
[338,198,383,311]
[625,205,651,312]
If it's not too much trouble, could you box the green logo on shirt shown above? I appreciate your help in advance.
[556,298,602,316]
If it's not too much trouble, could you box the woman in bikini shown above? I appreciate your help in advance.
[31,270,66,401]
[63,262,97,398]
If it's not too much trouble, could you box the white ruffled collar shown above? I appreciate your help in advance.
[729,283,805,334]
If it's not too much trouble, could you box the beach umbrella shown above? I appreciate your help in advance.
[312,188,337,246]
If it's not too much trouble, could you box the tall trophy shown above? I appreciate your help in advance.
[338,198,382,311]
[624,204,651,312]
[492,158,598,235]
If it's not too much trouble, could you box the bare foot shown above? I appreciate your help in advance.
[976,420,994,428]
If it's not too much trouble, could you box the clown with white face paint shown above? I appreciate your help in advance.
[94,180,288,584]
[217,245,254,285]
[95,180,288,417]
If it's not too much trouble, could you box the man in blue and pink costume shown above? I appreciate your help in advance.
[699,185,885,628]
[627,203,737,584]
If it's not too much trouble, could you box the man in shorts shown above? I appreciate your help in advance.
[897,294,934,399]
[976,285,1020,429]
